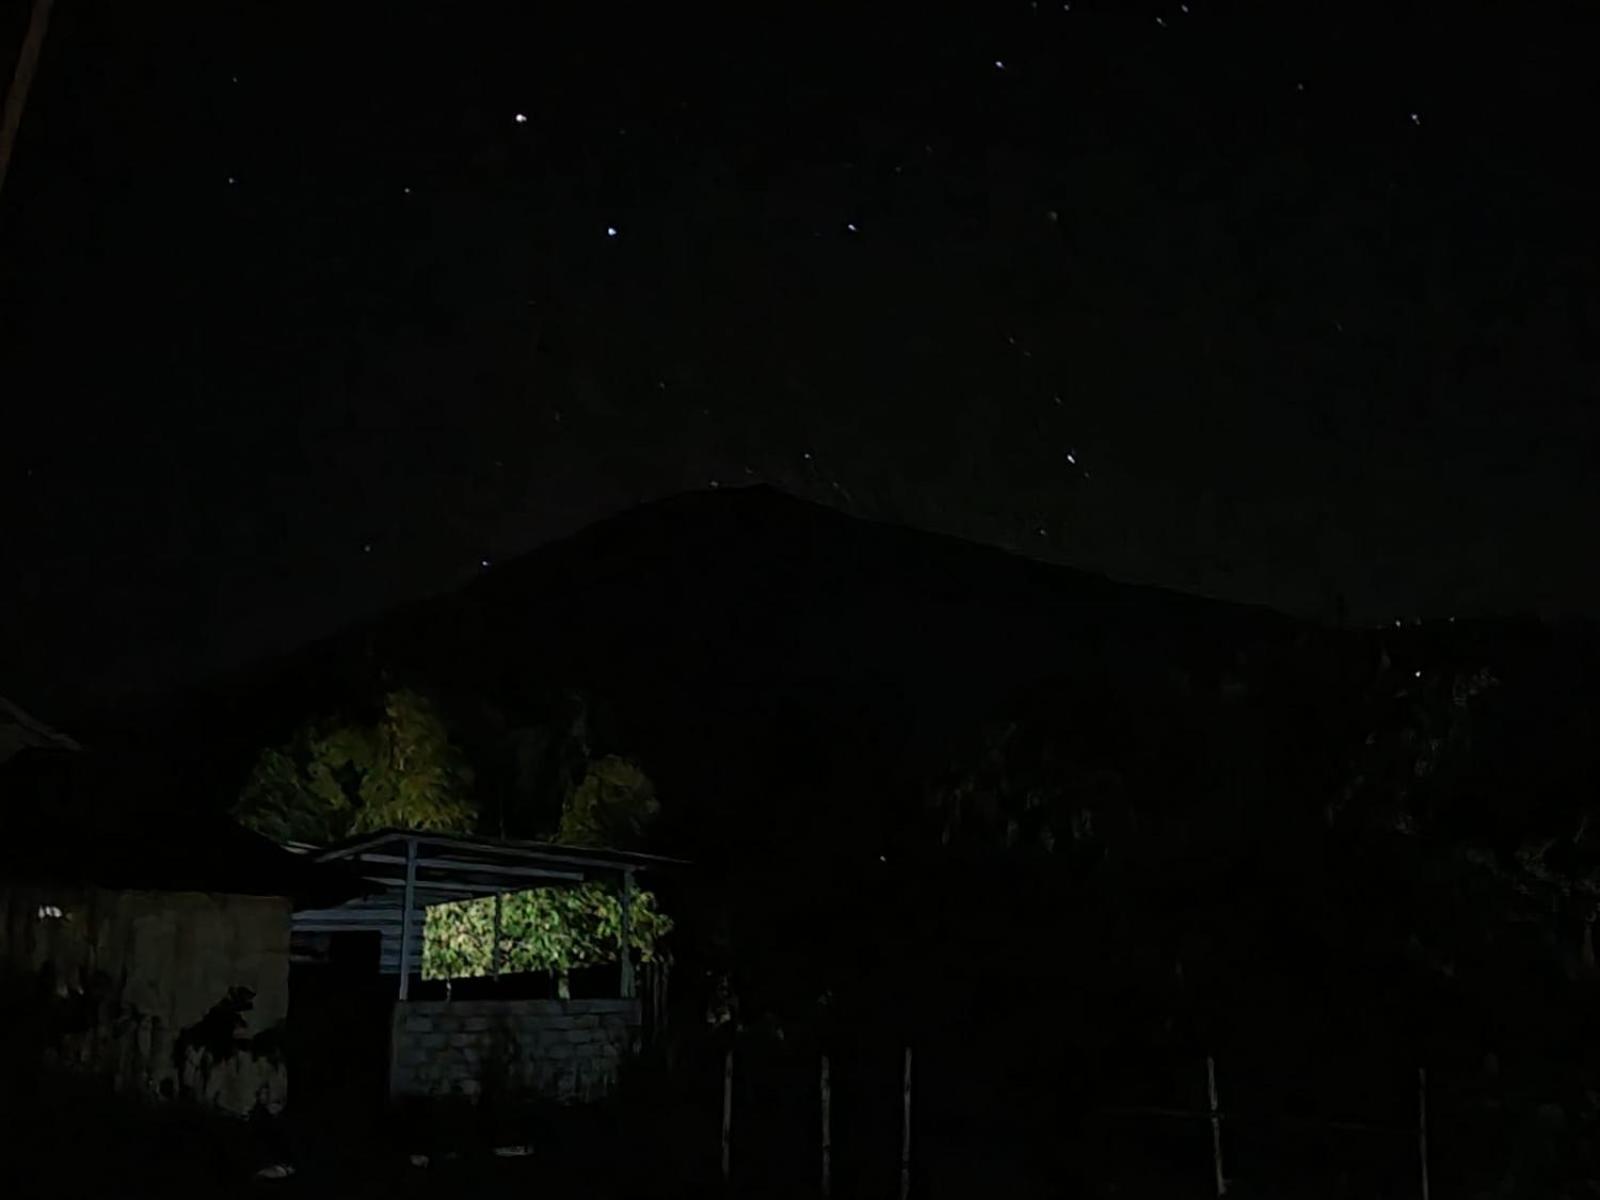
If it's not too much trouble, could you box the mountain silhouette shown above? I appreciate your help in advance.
[116,486,1308,833]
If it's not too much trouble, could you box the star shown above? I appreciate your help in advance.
[994,60,1006,70]
[846,222,858,233]
[606,226,619,237]
[514,113,528,124]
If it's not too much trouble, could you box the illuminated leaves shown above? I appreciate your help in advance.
[422,882,673,980]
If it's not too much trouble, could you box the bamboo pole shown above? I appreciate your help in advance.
[721,1046,734,1186]
[1418,1066,1431,1200]
[820,1053,832,1198]
[0,0,56,203]
[1206,1055,1227,1198]
[901,1047,913,1200]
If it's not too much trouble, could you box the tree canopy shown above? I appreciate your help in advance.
[233,686,671,984]
[233,688,475,843]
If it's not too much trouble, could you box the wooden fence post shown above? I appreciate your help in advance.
[820,1053,832,1198]
[721,1046,734,1187]
[901,1047,913,1200]
[1418,1066,1431,1200]
[1206,1055,1227,1198]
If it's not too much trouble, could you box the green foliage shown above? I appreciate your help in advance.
[234,689,476,843]
[928,717,1128,859]
[236,687,672,983]
[557,754,659,848]
[423,752,670,981]
[422,883,673,981]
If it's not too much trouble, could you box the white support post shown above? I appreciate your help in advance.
[396,837,418,1000]
[619,868,636,999]
[901,1047,913,1200]
[821,1053,832,1199]
[1418,1066,1431,1200]
[1207,1055,1227,1198]
[721,1046,734,1186]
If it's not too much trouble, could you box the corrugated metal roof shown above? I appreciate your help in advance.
[290,829,688,975]
[310,828,687,901]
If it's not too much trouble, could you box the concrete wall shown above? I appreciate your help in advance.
[0,885,291,1116]
[390,997,641,1104]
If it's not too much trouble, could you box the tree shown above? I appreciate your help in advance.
[233,687,673,989]
[424,753,670,991]
[234,688,476,843]
[557,754,659,848]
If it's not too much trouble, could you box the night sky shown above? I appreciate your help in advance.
[2,2,1597,717]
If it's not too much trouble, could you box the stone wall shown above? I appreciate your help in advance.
[0,885,291,1115]
[390,998,641,1103]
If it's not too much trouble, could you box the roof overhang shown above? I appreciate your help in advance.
[301,828,688,904]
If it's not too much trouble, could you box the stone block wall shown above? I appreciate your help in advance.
[389,998,641,1104]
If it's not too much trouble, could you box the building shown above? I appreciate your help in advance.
[0,812,360,1116]
[0,696,362,1116]
[290,829,684,1105]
